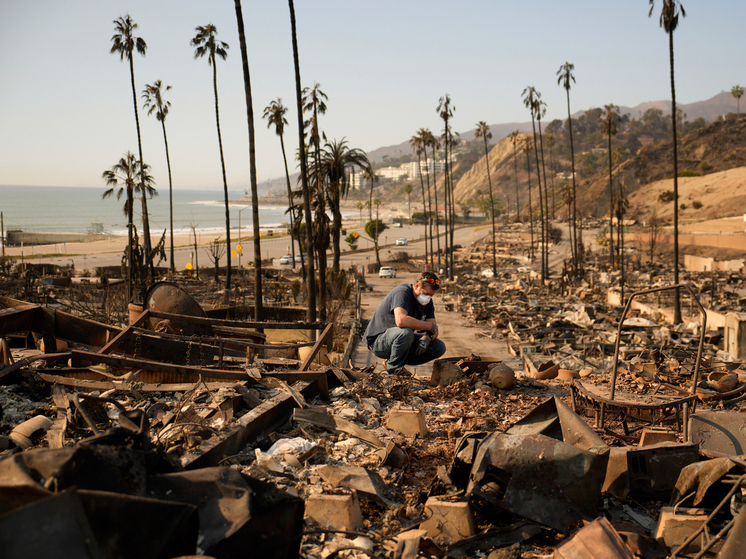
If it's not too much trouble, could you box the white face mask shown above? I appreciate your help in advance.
[416,294,431,306]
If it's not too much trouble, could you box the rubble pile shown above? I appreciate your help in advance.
[6,249,746,557]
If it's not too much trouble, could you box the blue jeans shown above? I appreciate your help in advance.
[370,327,446,372]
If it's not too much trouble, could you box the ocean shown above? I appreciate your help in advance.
[0,185,353,238]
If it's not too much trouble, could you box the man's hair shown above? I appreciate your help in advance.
[416,271,440,290]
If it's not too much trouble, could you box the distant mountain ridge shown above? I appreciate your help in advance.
[366,90,740,163]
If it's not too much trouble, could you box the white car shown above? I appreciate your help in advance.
[379,266,397,278]
[279,255,293,265]
[396,238,408,246]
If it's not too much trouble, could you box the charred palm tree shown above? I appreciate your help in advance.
[523,139,535,262]
[142,80,174,273]
[509,130,521,220]
[191,24,232,289]
[302,83,329,319]
[233,0,263,318]
[423,129,441,267]
[475,121,497,276]
[522,87,546,281]
[437,94,456,278]
[557,62,579,272]
[110,15,154,284]
[649,0,686,324]
[288,0,315,322]
[601,103,621,270]
[409,133,430,264]
[535,98,551,279]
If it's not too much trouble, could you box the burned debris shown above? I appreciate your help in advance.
[3,228,746,558]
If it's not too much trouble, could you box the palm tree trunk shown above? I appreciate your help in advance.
[127,190,134,302]
[530,117,545,282]
[670,28,681,324]
[607,133,614,270]
[279,134,296,265]
[432,149,441,269]
[288,0,315,322]
[526,154,534,261]
[512,142,520,220]
[331,187,342,274]
[566,90,579,274]
[211,59,232,290]
[160,120,175,274]
[484,138,497,275]
[537,117,550,279]
[234,0,262,319]
[416,154,429,265]
[424,158,434,268]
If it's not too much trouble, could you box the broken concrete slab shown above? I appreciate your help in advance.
[419,497,477,544]
[385,404,428,438]
[305,493,363,531]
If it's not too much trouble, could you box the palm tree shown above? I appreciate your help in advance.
[191,24,232,289]
[319,138,370,273]
[557,62,579,273]
[649,0,686,324]
[302,82,329,319]
[475,121,497,276]
[403,183,413,223]
[234,0,263,319]
[110,15,154,284]
[356,201,364,225]
[732,85,744,120]
[535,97,551,279]
[522,86,546,281]
[509,131,521,220]
[288,0,315,323]
[546,134,557,220]
[102,152,155,302]
[523,139,535,261]
[142,80,174,273]
[423,129,441,267]
[263,98,297,266]
[615,178,630,304]
[410,133,430,265]
[437,94,456,278]
[601,103,621,270]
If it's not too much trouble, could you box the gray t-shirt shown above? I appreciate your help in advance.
[364,283,435,345]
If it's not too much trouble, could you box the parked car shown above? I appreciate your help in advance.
[379,266,397,278]
[396,238,408,246]
[517,266,532,273]
[279,255,293,265]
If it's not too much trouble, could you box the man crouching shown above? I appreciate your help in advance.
[364,271,446,374]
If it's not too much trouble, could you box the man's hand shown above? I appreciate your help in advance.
[429,322,439,340]
[415,335,431,355]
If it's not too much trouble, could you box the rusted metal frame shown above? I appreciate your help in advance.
[299,323,334,372]
[70,349,250,382]
[184,380,319,470]
[610,284,706,402]
[36,371,242,393]
[134,324,313,352]
[148,310,327,330]
[98,309,151,354]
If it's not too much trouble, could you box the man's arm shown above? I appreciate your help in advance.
[394,307,438,336]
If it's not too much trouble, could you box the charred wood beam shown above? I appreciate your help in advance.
[299,323,334,372]
[98,310,151,354]
[148,310,327,330]
[185,380,319,470]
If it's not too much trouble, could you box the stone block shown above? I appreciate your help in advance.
[305,493,363,531]
[419,497,476,544]
[386,405,428,438]
[654,506,708,553]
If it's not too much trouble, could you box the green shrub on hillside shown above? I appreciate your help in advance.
[658,190,674,203]
[692,200,703,209]
[666,169,700,178]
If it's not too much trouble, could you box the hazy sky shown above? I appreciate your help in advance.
[1,1,743,193]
